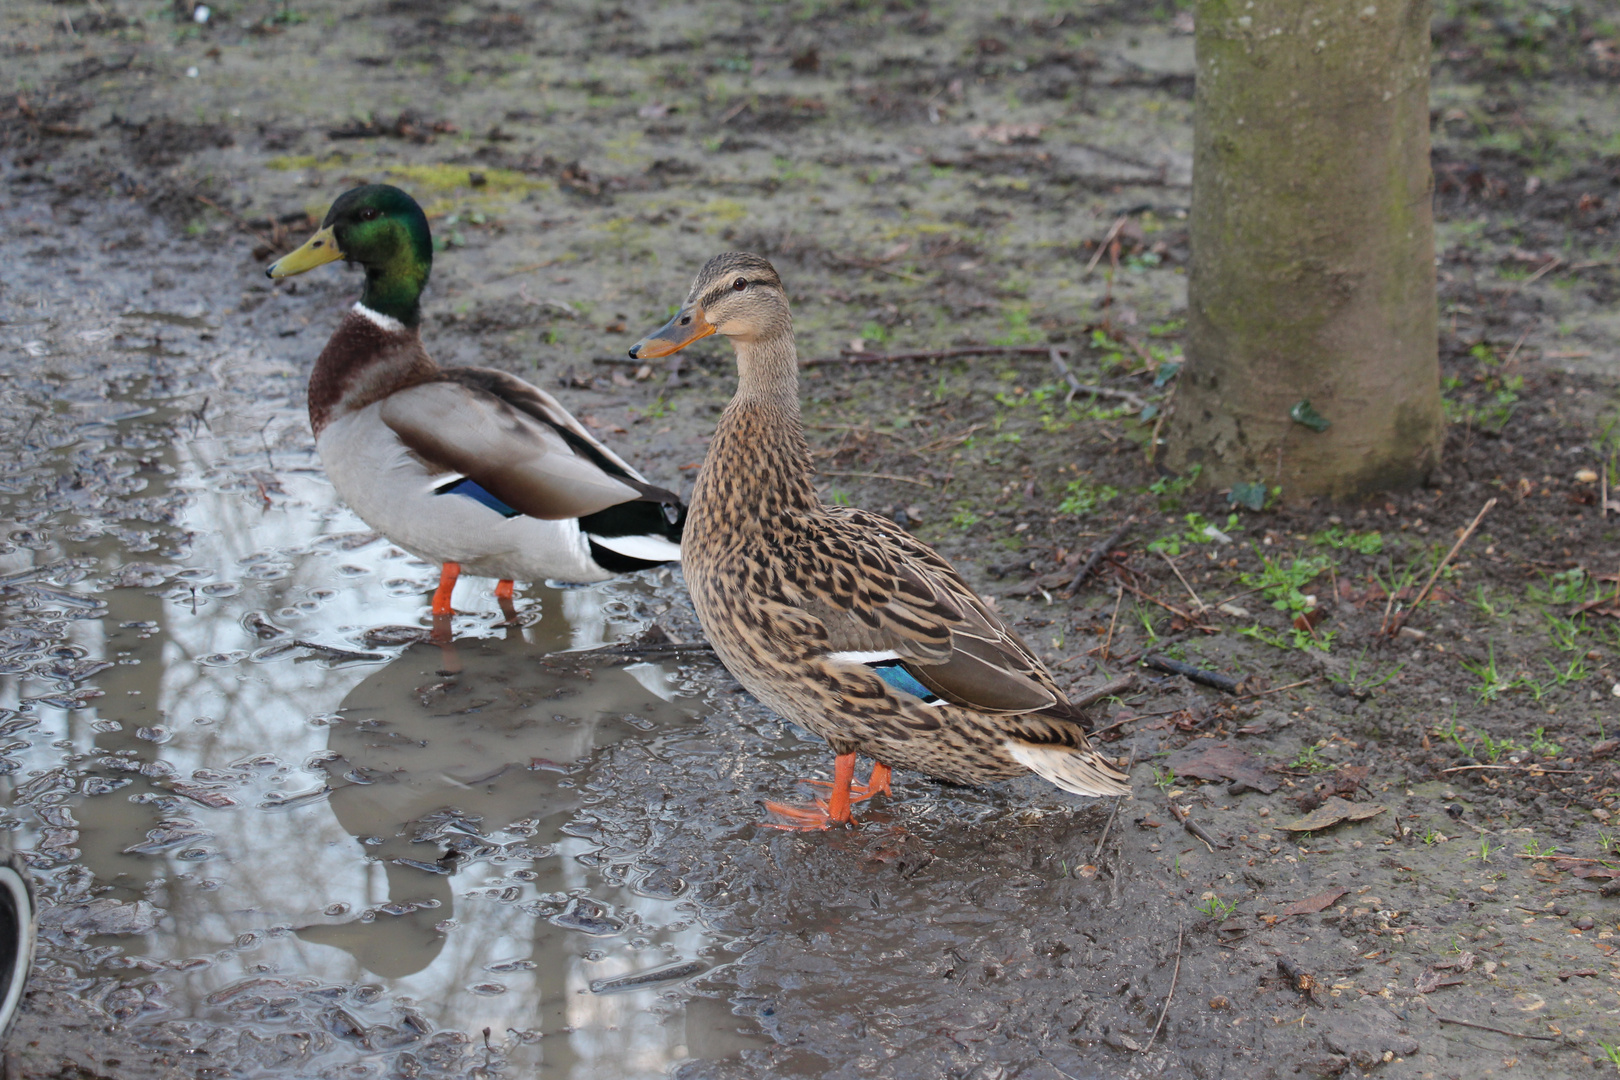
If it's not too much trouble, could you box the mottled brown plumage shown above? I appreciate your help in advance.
[631,253,1130,826]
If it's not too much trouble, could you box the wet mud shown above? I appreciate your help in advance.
[4,0,1620,1077]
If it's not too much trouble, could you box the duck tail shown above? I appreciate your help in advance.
[1005,739,1131,798]
[0,853,36,1043]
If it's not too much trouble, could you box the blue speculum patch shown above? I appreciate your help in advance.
[436,477,522,518]
[870,661,940,703]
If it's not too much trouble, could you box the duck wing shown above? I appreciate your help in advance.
[802,506,1061,715]
[378,369,683,522]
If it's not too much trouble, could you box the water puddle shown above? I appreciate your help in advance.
[0,252,766,1076]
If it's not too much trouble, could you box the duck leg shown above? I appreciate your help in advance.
[431,562,460,617]
[807,760,891,802]
[494,579,518,623]
[763,751,858,829]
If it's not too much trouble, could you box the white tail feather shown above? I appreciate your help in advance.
[1005,741,1131,798]
[587,533,683,563]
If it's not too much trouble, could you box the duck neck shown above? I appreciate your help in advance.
[733,331,803,415]
[704,330,817,518]
[359,260,426,328]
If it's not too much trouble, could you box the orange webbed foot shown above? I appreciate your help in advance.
[761,751,861,829]
[760,797,854,830]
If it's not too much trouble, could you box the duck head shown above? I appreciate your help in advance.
[629,252,791,359]
[267,184,433,327]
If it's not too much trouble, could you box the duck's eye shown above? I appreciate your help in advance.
[357,207,381,222]
[732,277,748,291]
[679,314,691,326]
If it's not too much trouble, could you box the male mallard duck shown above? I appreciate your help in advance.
[629,253,1130,828]
[268,185,684,616]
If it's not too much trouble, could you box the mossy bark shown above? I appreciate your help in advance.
[1164,0,1441,499]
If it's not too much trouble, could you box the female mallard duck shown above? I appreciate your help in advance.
[629,253,1130,828]
[267,185,684,616]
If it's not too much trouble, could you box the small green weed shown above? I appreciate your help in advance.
[633,394,674,420]
[1423,829,1447,845]
[1460,645,1514,702]
[1146,464,1202,508]
[1468,584,1513,620]
[1596,1041,1620,1073]
[1243,555,1330,616]
[1240,623,1337,653]
[1196,895,1237,920]
[1530,568,1592,606]
[1152,765,1176,791]
[1056,481,1120,516]
[1289,745,1333,774]
[1147,511,1238,556]
[1467,838,1495,863]
[1327,648,1405,695]
[1543,611,1585,652]
[1476,731,1519,763]
[992,306,1042,347]
[1437,718,1472,755]
[1311,527,1384,555]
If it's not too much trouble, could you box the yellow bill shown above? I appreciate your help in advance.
[266,225,343,279]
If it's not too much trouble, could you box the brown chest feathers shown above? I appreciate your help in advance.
[307,308,437,436]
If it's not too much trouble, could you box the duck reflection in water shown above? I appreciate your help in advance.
[296,586,696,979]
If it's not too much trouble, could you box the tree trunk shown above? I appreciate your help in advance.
[1164,0,1441,499]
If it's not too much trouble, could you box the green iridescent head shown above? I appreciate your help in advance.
[267,184,433,327]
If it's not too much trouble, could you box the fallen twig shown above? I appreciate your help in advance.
[1084,704,1194,739]
[1092,747,1137,861]
[1512,853,1615,864]
[1071,673,1137,710]
[1101,584,1125,664]
[1241,676,1320,699]
[1048,346,1151,411]
[819,469,933,488]
[1521,256,1562,287]
[1158,550,1206,613]
[1167,799,1228,852]
[1428,1012,1557,1041]
[1119,578,1218,632]
[1140,923,1183,1053]
[1383,498,1496,635]
[799,346,1063,368]
[1278,957,1322,1005]
[1065,517,1136,597]
[1085,215,1129,276]
[1142,654,1243,694]
[576,641,718,664]
[1443,764,1578,775]
[292,640,385,662]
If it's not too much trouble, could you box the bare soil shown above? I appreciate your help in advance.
[3,0,1620,1078]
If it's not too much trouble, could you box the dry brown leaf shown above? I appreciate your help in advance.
[1280,888,1347,917]
[1280,797,1386,832]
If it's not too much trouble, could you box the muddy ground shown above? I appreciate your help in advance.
[3,0,1620,1077]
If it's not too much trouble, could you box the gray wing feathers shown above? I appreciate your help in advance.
[379,382,642,520]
